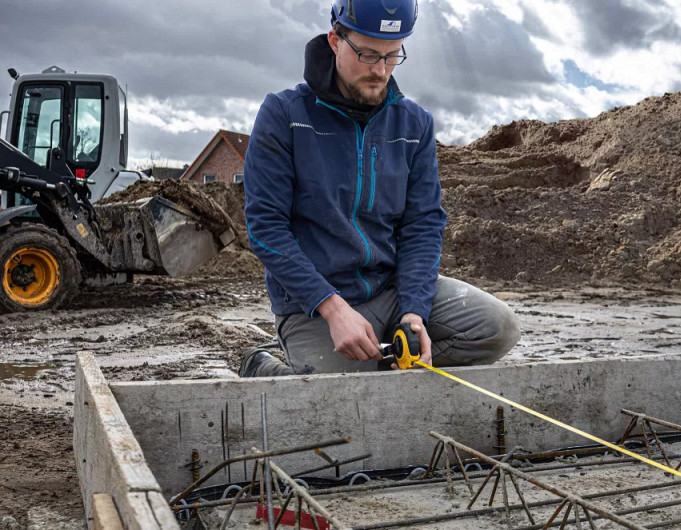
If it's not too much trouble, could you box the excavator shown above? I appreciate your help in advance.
[0,66,233,312]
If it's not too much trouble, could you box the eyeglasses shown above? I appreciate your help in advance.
[342,35,407,66]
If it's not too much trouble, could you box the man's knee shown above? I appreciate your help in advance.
[481,304,520,363]
[431,300,520,366]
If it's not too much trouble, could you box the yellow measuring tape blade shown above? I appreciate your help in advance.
[414,360,681,478]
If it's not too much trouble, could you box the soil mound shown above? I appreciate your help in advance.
[102,92,681,287]
[438,92,681,287]
[99,179,236,237]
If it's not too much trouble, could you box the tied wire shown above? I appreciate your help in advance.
[413,360,681,479]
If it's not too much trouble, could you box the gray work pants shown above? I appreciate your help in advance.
[271,276,520,375]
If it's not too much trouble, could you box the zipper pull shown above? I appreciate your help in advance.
[371,146,377,157]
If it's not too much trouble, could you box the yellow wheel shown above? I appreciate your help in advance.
[0,225,81,312]
[4,247,60,307]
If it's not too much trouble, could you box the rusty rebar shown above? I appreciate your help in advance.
[430,431,647,530]
[495,405,507,453]
[619,409,681,473]
[169,436,351,507]
[513,496,681,530]
[190,449,202,483]
[467,447,522,511]
[261,394,274,530]
[267,459,352,530]
[621,410,681,433]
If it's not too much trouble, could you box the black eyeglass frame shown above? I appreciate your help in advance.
[341,35,408,66]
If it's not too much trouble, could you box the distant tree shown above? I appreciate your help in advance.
[133,152,169,173]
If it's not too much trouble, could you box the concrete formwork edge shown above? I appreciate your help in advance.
[74,352,180,529]
[109,355,681,499]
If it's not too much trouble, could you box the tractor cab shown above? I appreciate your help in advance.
[2,66,130,208]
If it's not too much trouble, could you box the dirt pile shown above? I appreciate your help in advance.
[438,92,681,286]
[191,181,265,278]
[99,178,263,278]
[104,92,681,287]
[98,179,236,238]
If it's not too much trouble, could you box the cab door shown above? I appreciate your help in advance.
[9,82,68,207]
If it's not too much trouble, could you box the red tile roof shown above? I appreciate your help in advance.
[181,129,250,181]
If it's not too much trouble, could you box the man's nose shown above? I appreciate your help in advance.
[370,60,387,76]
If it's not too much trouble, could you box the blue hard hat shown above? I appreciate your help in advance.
[331,0,418,40]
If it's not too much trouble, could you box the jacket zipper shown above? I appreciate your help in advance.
[368,145,377,212]
[316,96,399,300]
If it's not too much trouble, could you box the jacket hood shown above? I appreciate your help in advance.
[303,34,402,124]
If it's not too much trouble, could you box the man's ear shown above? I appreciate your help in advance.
[328,29,341,55]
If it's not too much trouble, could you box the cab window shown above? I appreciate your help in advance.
[69,84,103,165]
[16,86,63,166]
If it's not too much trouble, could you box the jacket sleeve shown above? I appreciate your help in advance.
[395,112,447,323]
[244,93,338,316]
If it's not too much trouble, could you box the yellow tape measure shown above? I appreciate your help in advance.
[414,360,681,478]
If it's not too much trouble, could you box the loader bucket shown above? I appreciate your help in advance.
[94,196,234,277]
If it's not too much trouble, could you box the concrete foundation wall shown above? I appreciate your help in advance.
[109,356,681,499]
[74,353,180,529]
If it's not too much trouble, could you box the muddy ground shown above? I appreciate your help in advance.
[2,91,681,527]
[2,278,681,528]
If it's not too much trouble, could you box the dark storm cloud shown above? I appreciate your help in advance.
[0,0,325,102]
[1,0,678,157]
[570,0,681,55]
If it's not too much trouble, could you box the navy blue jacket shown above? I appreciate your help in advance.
[244,75,446,321]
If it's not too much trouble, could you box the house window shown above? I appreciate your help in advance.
[233,173,244,184]
[203,174,216,183]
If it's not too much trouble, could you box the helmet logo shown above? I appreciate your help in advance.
[380,19,402,32]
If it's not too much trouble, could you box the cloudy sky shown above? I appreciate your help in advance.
[2,0,680,168]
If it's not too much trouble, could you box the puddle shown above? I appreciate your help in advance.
[0,362,56,381]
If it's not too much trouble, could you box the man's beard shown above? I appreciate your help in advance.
[346,78,388,106]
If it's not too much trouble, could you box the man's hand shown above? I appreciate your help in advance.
[317,294,382,362]
[398,313,432,367]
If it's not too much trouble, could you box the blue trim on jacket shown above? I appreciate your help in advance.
[244,83,446,320]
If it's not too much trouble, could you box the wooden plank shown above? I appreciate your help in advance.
[75,353,177,528]
[92,493,123,530]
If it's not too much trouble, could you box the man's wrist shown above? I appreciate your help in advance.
[317,293,347,321]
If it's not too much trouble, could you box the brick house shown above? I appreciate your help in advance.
[182,130,250,184]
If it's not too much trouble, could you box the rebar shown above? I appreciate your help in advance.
[513,496,681,530]
[430,431,647,530]
[261,394,275,530]
[350,478,681,530]
[293,453,373,478]
[620,409,681,472]
[267,459,352,530]
[177,451,681,513]
[169,436,351,507]
[495,405,507,453]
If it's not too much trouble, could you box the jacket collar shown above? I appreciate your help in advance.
[303,34,403,124]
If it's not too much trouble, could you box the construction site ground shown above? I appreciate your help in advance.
[1,278,680,528]
[3,91,681,527]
